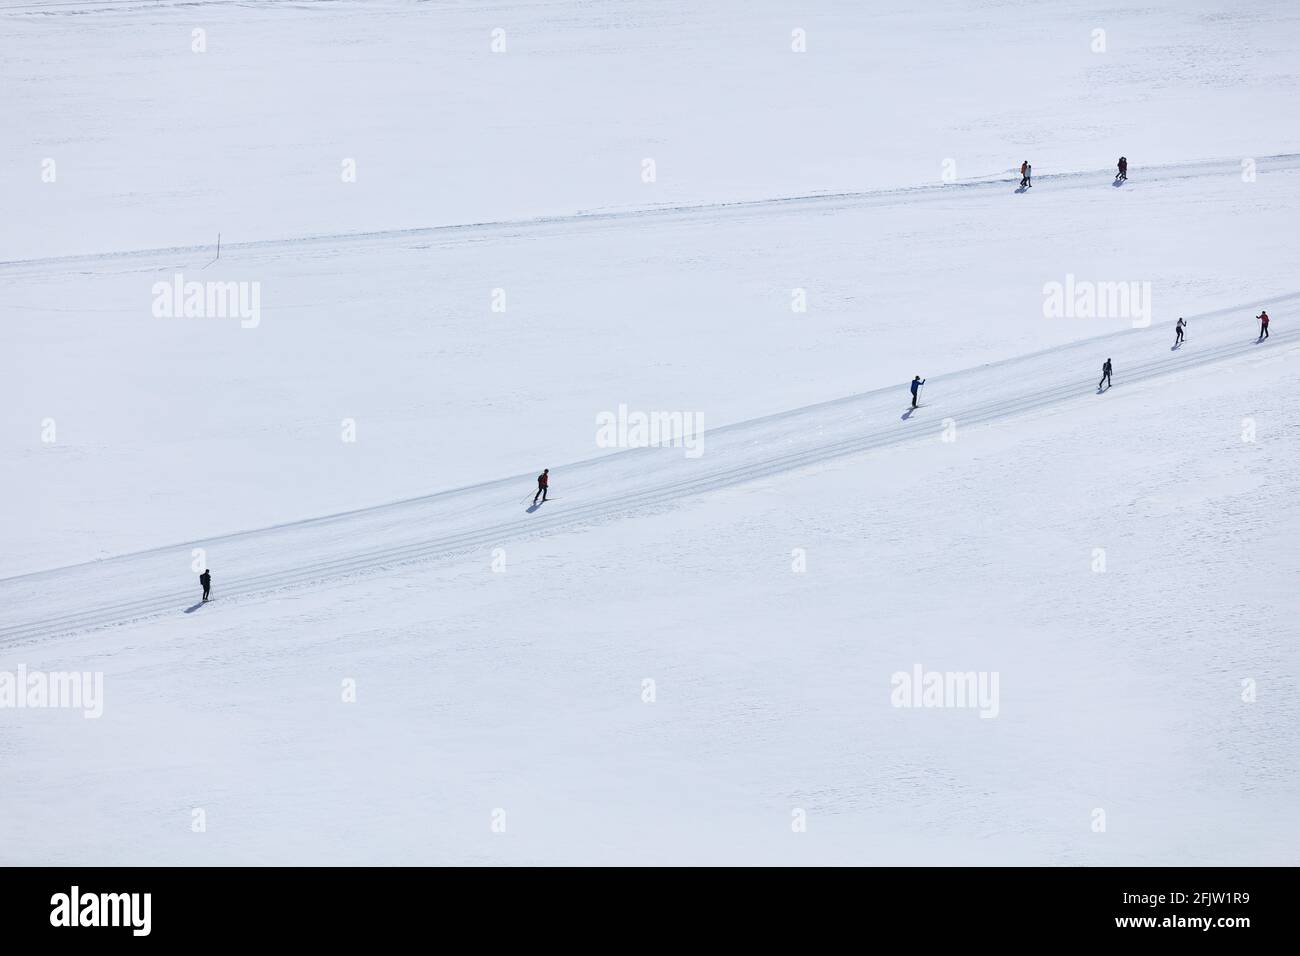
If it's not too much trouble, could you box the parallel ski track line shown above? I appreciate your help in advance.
[2,328,1292,645]
[3,154,1298,278]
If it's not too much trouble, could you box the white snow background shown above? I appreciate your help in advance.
[1,0,1297,864]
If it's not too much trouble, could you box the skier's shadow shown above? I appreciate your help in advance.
[184,601,204,614]
[1113,179,1125,187]
[901,407,916,420]
[1171,343,1182,351]
[526,503,541,513]
[1014,185,1028,194]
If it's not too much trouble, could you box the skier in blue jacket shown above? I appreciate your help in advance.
[910,375,925,408]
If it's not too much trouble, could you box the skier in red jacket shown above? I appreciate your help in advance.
[1257,310,1270,341]
[533,468,549,505]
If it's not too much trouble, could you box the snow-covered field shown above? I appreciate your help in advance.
[2,0,1298,865]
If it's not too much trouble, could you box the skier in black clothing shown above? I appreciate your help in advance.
[1175,317,1185,345]
[1117,156,1128,181]
[200,568,212,602]
[1098,359,1112,391]
[910,375,925,408]
[533,468,550,505]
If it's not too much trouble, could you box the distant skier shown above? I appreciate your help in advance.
[1117,156,1128,181]
[1257,310,1270,341]
[1019,160,1030,188]
[200,568,211,602]
[533,468,550,505]
[1174,316,1185,345]
[1098,358,1113,391]
[910,375,926,408]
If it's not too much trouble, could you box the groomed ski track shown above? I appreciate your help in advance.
[2,153,1298,277]
[3,292,1295,645]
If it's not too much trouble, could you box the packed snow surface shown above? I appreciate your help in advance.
[2,0,1297,864]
